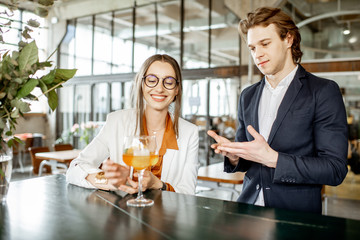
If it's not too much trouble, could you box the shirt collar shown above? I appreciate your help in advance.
[265,65,298,90]
[143,113,179,151]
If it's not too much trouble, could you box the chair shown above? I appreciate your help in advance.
[54,144,73,151]
[28,146,52,175]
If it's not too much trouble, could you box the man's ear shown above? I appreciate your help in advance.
[286,33,294,48]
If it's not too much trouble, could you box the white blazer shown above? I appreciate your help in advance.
[66,109,199,195]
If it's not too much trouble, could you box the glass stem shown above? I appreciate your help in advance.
[137,169,145,200]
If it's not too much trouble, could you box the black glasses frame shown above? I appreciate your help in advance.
[143,74,178,90]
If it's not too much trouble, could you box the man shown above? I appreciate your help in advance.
[208,7,348,213]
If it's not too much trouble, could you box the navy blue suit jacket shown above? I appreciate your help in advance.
[225,65,348,213]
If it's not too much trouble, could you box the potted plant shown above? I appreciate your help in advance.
[0,0,77,201]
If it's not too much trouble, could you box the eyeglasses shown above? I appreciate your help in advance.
[143,74,178,90]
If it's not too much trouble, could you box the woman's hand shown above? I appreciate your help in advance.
[119,170,163,194]
[101,158,130,188]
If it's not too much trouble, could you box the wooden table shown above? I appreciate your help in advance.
[197,162,245,199]
[35,149,81,176]
[35,149,81,163]
[2,175,360,239]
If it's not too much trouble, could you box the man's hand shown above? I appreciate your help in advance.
[216,125,278,168]
[207,130,240,166]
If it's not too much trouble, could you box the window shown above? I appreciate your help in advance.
[93,13,113,75]
[75,16,93,76]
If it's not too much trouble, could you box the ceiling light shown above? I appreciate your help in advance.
[343,21,351,35]
[343,29,350,35]
[349,36,358,44]
[51,17,58,24]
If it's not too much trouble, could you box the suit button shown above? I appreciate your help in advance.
[256,184,260,190]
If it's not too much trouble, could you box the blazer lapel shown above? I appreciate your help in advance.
[251,79,265,135]
[267,66,305,145]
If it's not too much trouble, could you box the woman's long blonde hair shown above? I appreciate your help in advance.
[131,54,182,137]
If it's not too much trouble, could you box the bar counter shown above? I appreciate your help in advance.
[2,175,359,240]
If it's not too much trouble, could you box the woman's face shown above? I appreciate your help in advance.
[142,61,178,112]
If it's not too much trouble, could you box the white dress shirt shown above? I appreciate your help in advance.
[254,65,298,206]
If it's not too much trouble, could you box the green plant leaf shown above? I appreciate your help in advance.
[27,19,40,28]
[38,79,48,96]
[14,136,23,144]
[7,138,13,148]
[22,26,32,39]
[4,73,11,80]
[13,78,23,84]
[35,7,49,17]
[16,78,39,99]
[38,0,54,7]
[11,51,19,60]
[10,99,31,113]
[55,69,77,82]
[47,89,58,111]
[18,41,38,72]
[10,108,19,118]
[0,119,5,129]
[41,69,56,84]
[37,61,52,69]
[18,41,27,48]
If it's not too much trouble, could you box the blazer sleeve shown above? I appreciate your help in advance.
[224,87,252,173]
[66,114,112,189]
[274,80,348,186]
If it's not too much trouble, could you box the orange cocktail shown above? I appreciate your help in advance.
[123,135,157,207]
[150,152,159,166]
[123,153,151,171]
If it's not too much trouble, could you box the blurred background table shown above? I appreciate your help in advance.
[197,162,245,199]
[34,149,81,176]
[35,149,81,163]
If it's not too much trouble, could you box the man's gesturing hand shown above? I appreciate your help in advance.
[216,125,278,168]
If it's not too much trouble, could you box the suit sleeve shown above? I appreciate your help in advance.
[274,81,348,186]
[224,89,252,173]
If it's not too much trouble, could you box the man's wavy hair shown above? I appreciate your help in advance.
[239,7,303,64]
[131,54,182,137]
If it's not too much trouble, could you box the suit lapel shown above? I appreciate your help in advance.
[267,66,305,145]
[251,79,265,135]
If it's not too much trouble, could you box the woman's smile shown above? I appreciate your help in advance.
[151,94,166,102]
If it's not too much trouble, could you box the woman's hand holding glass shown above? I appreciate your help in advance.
[120,170,162,194]
[101,158,130,188]
[121,135,159,207]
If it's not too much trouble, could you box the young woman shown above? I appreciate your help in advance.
[66,54,199,195]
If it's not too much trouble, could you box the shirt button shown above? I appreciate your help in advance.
[256,184,260,190]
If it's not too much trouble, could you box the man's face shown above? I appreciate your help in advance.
[247,24,293,79]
